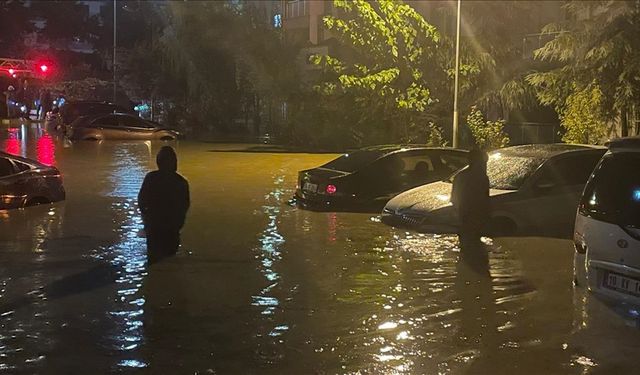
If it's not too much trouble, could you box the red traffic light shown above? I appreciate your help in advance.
[40,64,48,73]
[8,68,14,75]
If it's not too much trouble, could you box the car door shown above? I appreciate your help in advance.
[520,152,604,235]
[0,156,24,209]
[119,115,155,140]
[397,150,439,190]
[438,151,470,179]
[91,114,121,138]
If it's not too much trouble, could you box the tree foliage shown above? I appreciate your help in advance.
[527,0,640,139]
[465,106,509,150]
[311,0,442,143]
[558,83,609,144]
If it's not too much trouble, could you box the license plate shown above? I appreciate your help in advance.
[303,182,318,193]
[603,271,640,296]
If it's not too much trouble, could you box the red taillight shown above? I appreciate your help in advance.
[326,184,337,195]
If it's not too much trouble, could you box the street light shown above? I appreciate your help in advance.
[452,0,461,148]
[113,0,117,103]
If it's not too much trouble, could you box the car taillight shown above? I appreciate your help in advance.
[574,241,587,254]
[326,184,337,195]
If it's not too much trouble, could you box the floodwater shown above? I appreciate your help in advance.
[0,121,639,374]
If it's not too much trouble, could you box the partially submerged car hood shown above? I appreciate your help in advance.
[384,181,514,214]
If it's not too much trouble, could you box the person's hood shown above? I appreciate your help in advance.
[157,147,177,172]
[384,181,514,215]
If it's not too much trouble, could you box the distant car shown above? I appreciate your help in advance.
[67,113,179,141]
[295,146,469,211]
[0,151,65,209]
[45,100,135,131]
[573,137,640,303]
[382,144,606,237]
[59,101,134,127]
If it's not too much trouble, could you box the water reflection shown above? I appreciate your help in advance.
[3,122,57,166]
[94,143,150,369]
[252,172,291,358]
[0,205,63,372]
[36,132,55,166]
[1,133,640,373]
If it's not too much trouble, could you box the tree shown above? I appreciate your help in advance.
[558,83,609,144]
[465,106,509,150]
[527,1,640,140]
[0,0,33,55]
[311,0,442,144]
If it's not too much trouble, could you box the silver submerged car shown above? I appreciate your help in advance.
[382,144,606,237]
[67,113,179,141]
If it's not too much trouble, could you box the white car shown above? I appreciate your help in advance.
[574,137,640,304]
[382,144,606,237]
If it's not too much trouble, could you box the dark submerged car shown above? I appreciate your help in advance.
[0,152,65,209]
[295,146,469,211]
[67,113,179,141]
[49,101,135,131]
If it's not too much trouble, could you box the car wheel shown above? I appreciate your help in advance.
[489,217,517,237]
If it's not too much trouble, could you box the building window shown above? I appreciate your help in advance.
[285,0,308,19]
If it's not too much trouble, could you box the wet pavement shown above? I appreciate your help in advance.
[0,121,639,374]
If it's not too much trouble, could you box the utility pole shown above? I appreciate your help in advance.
[452,0,461,148]
[113,0,117,103]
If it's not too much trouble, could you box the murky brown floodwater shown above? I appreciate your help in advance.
[0,121,639,374]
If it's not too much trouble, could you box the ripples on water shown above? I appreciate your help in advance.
[0,123,639,374]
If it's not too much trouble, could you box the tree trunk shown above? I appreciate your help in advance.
[621,107,629,137]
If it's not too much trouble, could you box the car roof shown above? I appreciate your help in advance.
[65,100,120,106]
[492,143,605,159]
[606,136,640,152]
[0,151,47,168]
[356,145,469,154]
[81,112,140,121]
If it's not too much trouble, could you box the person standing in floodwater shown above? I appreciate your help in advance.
[138,146,190,263]
[451,148,490,242]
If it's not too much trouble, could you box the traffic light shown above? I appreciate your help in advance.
[33,58,55,78]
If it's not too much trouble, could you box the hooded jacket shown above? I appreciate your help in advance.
[138,147,190,232]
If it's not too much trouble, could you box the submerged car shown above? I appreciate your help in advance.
[382,144,606,237]
[573,137,640,303]
[46,101,135,131]
[67,113,179,141]
[295,146,469,211]
[0,151,65,209]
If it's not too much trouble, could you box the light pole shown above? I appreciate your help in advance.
[452,0,461,148]
[113,0,117,103]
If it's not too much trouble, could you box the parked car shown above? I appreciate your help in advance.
[295,146,469,211]
[0,151,65,209]
[382,144,606,237]
[67,113,179,141]
[45,101,134,131]
[573,137,640,304]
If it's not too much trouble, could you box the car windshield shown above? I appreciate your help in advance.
[321,150,386,173]
[445,153,542,190]
[486,154,542,190]
[580,152,640,226]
